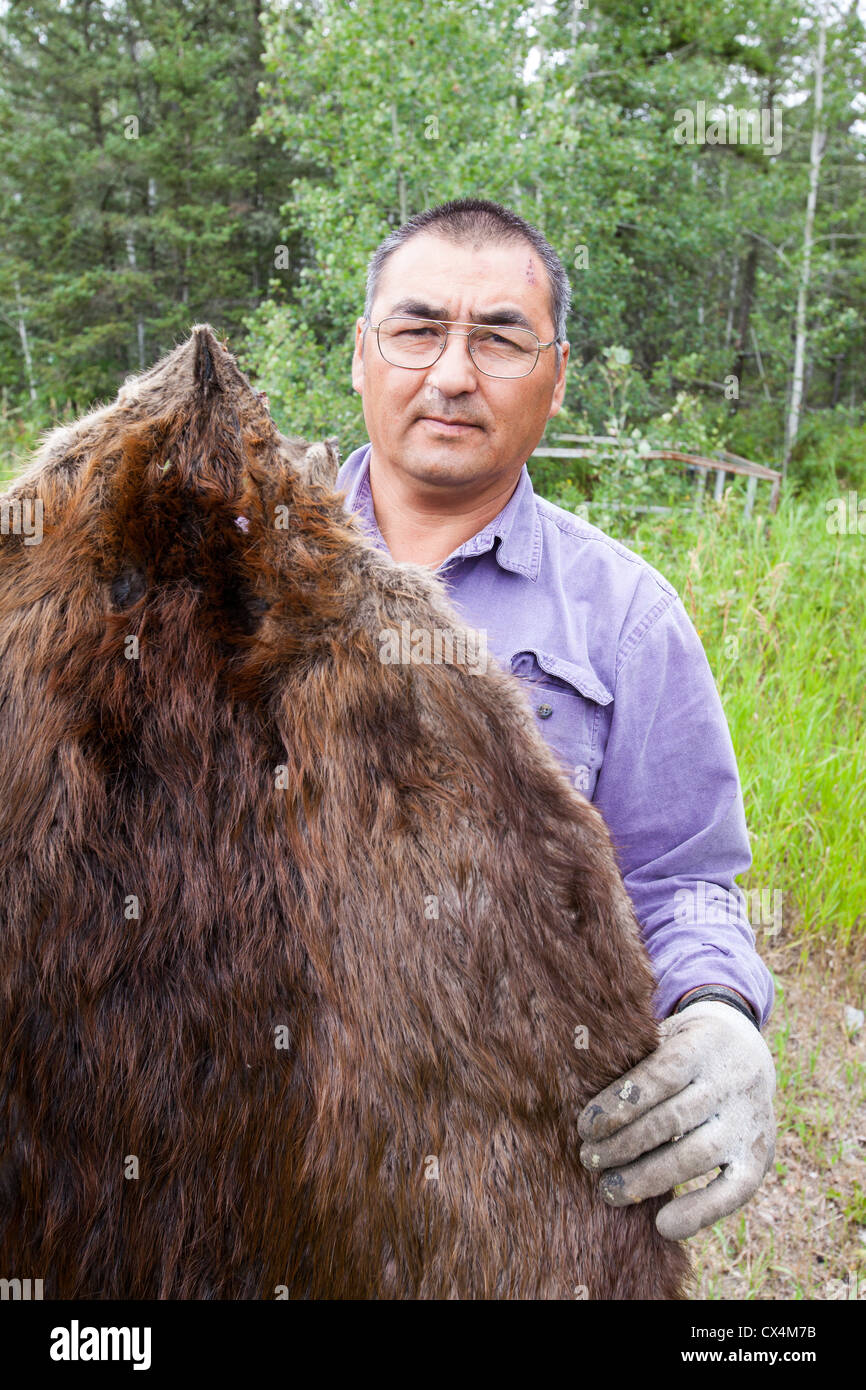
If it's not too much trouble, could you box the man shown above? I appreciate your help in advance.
[337,197,776,1242]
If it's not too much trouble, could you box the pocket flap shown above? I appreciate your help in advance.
[510,648,612,706]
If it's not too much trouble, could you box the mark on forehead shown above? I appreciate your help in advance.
[525,257,537,285]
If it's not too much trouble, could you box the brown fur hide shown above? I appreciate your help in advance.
[0,326,690,1299]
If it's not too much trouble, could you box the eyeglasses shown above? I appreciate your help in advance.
[365,315,557,380]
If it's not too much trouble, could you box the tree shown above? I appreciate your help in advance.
[0,0,305,411]
[783,10,827,476]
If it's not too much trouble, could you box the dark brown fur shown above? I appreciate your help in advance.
[0,326,690,1299]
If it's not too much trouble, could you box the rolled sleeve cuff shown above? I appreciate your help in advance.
[637,892,776,1029]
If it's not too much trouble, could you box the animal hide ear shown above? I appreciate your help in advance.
[302,438,341,489]
[0,324,690,1301]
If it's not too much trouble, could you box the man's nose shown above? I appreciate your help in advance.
[424,331,478,394]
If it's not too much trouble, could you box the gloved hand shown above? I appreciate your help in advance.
[577,999,777,1240]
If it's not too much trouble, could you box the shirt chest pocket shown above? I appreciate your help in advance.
[509,649,612,799]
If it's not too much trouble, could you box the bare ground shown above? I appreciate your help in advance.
[684,936,866,1300]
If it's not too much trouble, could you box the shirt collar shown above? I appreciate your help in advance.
[335,442,542,581]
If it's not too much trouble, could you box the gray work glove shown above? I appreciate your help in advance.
[577,1000,776,1240]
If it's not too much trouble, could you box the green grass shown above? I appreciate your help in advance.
[0,411,53,481]
[570,488,866,945]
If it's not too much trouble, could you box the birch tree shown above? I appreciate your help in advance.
[783,10,827,476]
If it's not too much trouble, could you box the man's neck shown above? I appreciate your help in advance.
[366,450,521,567]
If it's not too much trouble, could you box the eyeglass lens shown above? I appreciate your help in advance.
[377,317,539,378]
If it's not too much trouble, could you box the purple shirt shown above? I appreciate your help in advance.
[336,443,775,1028]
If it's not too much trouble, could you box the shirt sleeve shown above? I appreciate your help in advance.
[592,590,775,1029]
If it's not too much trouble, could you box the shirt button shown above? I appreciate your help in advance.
[536,703,553,719]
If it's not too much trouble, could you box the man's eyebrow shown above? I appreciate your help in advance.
[385,298,537,331]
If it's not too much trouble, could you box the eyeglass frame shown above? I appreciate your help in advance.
[362,313,560,380]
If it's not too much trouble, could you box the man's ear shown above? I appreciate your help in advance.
[351,318,367,395]
[548,340,570,420]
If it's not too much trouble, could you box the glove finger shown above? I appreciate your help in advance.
[580,1080,716,1170]
[655,1160,764,1241]
[597,1120,723,1206]
[577,1034,699,1142]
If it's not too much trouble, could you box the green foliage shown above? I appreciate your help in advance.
[2,0,864,490]
[247,0,571,444]
[238,297,365,443]
[785,408,866,493]
[827,1180,866,1226]
[536,347,722,527]
[0,397,50,484]
[0,0,303,409]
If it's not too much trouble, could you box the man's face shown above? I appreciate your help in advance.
[351,232,569,492]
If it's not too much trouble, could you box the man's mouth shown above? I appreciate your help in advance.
[419,416,481,432]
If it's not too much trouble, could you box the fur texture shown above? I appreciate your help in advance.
[0,326,690,1299]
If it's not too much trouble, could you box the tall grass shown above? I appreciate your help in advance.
[604,489,865,944]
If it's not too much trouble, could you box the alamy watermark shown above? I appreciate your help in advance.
[825,1269,865,1300]
[1,1276,43,1299]
[378,620,488,674]
[673,883,783,937]
[0,497,43,545]
[826,492,866,535]
[49,1321,152,1371]
[673,101,783,157]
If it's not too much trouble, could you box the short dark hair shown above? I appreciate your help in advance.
[363,198,571,371]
